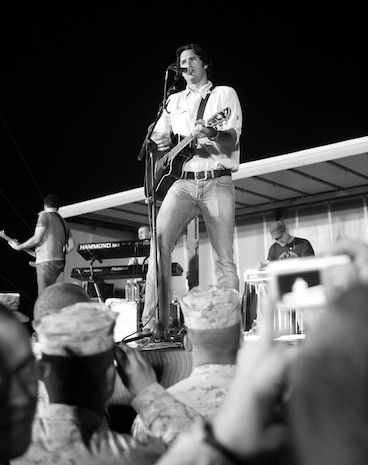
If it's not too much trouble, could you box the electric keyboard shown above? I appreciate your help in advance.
[77,239,150,261]
[71,263,184,281]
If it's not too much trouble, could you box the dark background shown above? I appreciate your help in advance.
[1,5,367,318]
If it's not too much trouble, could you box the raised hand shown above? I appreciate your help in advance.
[113,342,157,397]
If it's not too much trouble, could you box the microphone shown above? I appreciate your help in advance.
[167,63,189,74]
[137,138,158,162]
[137,138,147,162]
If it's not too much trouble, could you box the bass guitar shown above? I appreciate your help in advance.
[0,229,36,267]
[144,107,231,201]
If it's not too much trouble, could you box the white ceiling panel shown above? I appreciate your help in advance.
[60,137,368,232]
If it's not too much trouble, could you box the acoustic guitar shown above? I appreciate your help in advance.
[144,107,231,201]
[0,229,36,267]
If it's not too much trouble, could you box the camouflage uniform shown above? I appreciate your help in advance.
[155,421,232,465]
[13,404,165,465]
[131,382,203,445]
[132,364,237,443]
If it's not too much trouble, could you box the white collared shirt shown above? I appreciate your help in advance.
[154,81,243,172]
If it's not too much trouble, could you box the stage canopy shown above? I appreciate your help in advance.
[60,136,368,231]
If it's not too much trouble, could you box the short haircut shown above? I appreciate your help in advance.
[33,283,90,323]
[187,323,241,359]
[43,194,60,209]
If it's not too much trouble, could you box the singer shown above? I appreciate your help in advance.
[141,43,243,332]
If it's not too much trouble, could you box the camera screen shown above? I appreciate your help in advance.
[268,255,352,310]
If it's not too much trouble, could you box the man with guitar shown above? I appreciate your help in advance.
[8,194,75,295]
[142,43,243,332]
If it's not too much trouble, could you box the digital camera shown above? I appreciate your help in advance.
[268,254,353,311]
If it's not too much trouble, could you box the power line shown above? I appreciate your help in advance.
[0,110,43,200]
[0,272,34,304]
[0,188,33,233]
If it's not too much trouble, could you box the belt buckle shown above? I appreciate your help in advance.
[194,171,208,181]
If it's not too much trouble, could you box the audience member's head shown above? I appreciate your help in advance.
[33,282,90,325]
[288,282,368,465]
[35,302,117,418]
[179,285,242,365]
[0,303,38,461]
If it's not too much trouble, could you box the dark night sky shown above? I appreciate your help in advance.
[1,5,367,317]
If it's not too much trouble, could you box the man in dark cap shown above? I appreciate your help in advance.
[267,220,314,261]
[252,220,315,335]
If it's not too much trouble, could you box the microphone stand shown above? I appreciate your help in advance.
[89,257,104,303]
[137,67,180,334]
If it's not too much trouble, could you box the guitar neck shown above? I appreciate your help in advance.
[165,133,195,163]
[0,232,36,258]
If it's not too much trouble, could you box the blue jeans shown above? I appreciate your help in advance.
[36,260,65,295]
[142,176,239,329]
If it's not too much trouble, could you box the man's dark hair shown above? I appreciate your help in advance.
[175,43,213,77]
[44,194,60,209]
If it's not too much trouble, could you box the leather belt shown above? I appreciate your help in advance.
[183,169,232,181]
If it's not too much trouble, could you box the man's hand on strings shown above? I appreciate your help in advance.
[151,133,172,152]
[193,119,216,139]
[9,240,22,251]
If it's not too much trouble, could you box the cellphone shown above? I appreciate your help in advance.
[268,254,353,311]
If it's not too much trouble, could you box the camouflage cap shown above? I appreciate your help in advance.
[179,285,241,330]
[35,302,117,356]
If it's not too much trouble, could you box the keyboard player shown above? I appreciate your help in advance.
[127,225,151,309]
[128,225,151,266]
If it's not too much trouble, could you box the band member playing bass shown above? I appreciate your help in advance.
[8,194,75,295]
[142,43,243,332]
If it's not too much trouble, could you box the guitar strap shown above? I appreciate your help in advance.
[196,85,215,121]
[57,213,70,252]
[48,212,69,258]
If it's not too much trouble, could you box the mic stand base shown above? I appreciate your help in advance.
[88,258,104,304]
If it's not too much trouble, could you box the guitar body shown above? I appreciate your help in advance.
[145,139,193,201]
[144,107,231,202]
